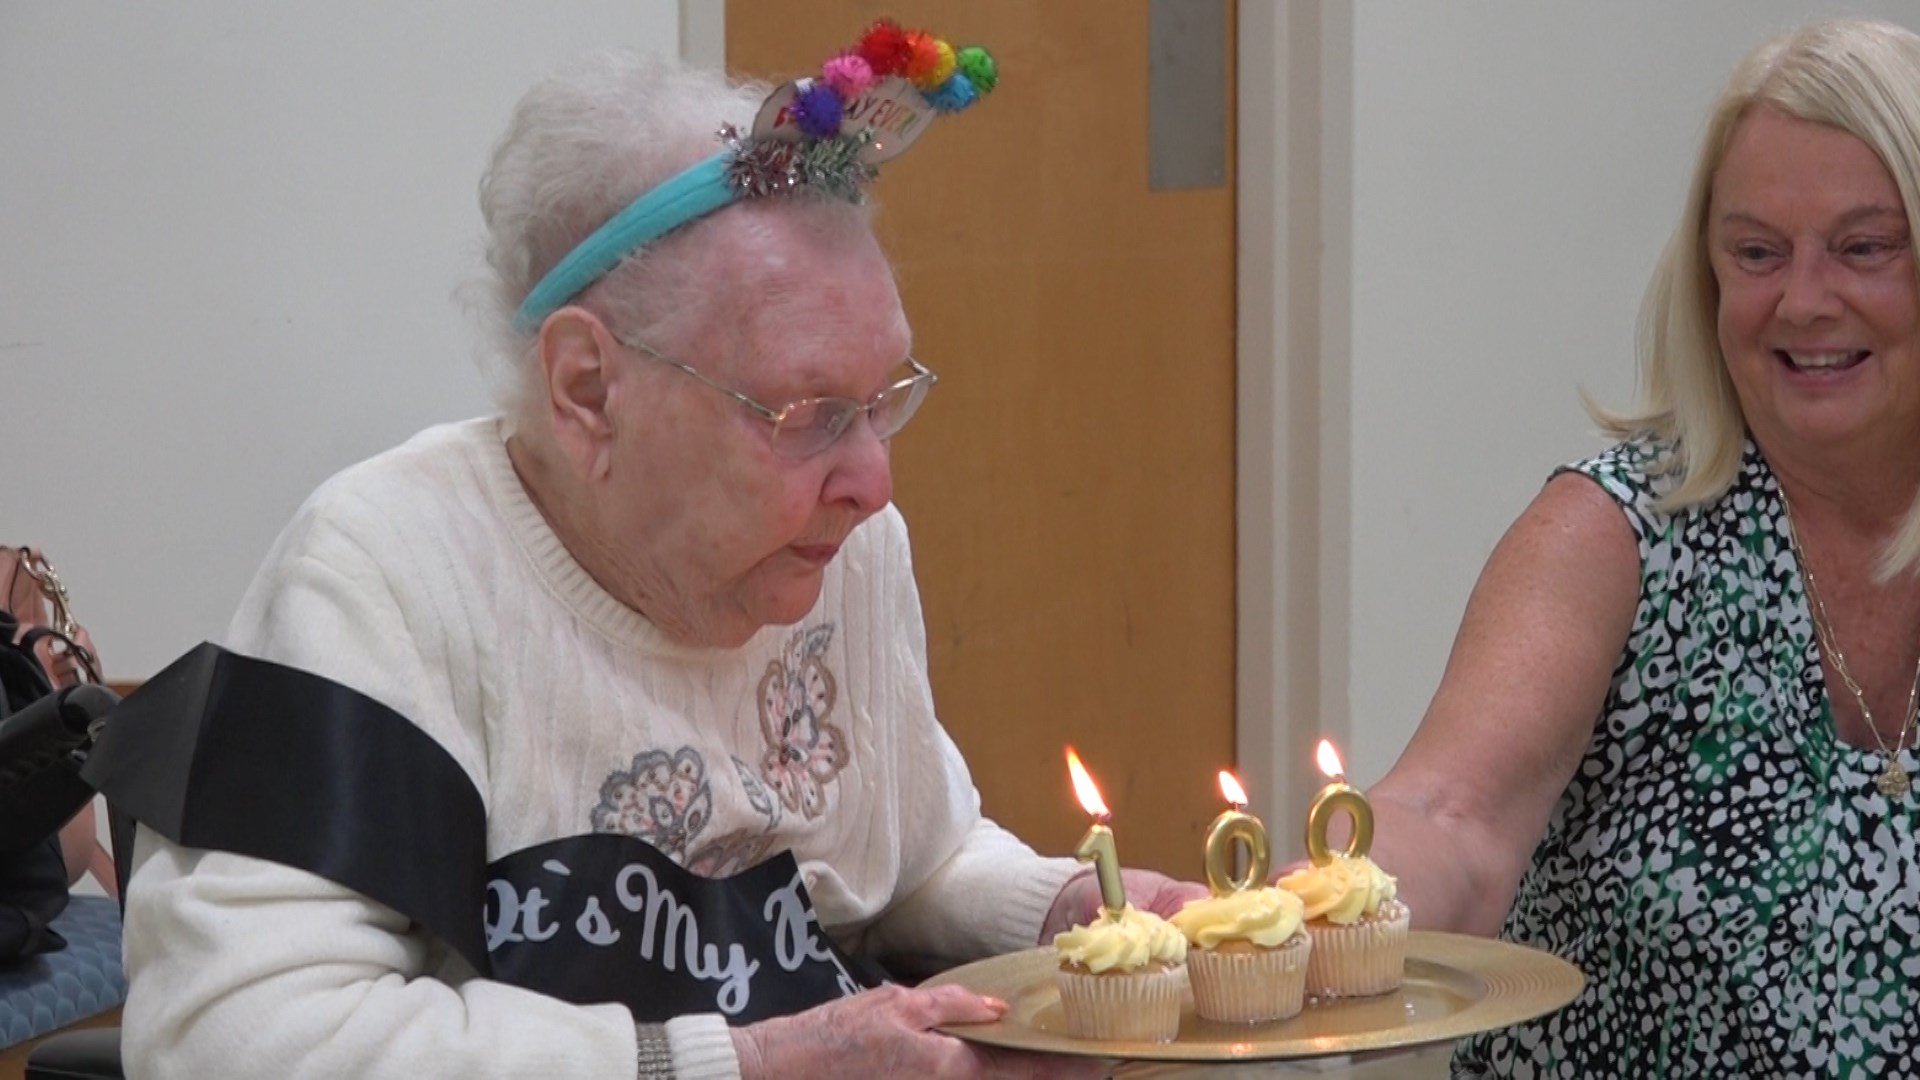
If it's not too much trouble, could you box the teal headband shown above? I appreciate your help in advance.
[513,152,736,334]
[511,20,998,335]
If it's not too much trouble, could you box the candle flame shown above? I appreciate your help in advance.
[1316,739,1346,779]
[1217,770,1249,807]
[1065,747,1110,818]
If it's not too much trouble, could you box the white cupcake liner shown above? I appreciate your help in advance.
[1054,963,1186,1042]
[1302,901,1410,999]
[1187,932,1311,1023]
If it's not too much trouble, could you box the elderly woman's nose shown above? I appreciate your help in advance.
[822,419,893,512]
[1776,249,1845,324]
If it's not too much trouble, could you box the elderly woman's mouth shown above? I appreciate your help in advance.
[789,543,842,564]
[1775,349,1870,373]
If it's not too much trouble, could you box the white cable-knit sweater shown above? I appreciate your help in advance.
[120,418,1077,1079]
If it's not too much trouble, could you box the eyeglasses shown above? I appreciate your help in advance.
[615,334,938,460]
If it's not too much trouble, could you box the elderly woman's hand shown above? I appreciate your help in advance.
[1038,868,1208,942]
[732,983,1104,1079]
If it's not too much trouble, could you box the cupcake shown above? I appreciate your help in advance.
[1275,855,1408,998]
[1051,904,1189,1042]
[1170,885,1311,1023]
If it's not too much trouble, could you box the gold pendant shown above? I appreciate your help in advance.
[1877,760,1911,799]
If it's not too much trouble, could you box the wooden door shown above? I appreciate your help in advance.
[729,1,1235,880]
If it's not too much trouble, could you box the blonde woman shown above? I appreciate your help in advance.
[1365,19,1920,1074]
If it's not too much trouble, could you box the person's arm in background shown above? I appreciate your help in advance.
[1364,473,1641,936]
[56,803,113,896]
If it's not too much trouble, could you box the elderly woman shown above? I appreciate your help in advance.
[101,43,1198,1079]
[1360,18,1920,1075]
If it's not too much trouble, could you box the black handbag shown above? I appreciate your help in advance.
[0,684,118,858]
[0,548,114,960]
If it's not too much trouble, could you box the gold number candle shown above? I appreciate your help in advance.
[1305,739,1374,866]
[1203,770,1272,895]
[1064,747,1128,913]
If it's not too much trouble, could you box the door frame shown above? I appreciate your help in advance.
[1235,1,1353,847]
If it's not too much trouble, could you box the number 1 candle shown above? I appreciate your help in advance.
[1064,747,1128,913]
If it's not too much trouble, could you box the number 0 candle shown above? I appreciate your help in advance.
[1064,747,1128,913]
[1203,770,1272,895]
[1305,739,1374,866]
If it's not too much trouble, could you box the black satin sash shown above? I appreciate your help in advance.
[84,643,877,1022]
[487,835,870,1020]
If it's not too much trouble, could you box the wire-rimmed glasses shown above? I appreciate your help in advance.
[615,334,938,460]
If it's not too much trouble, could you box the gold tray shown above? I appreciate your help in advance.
[921,932,1584,1062]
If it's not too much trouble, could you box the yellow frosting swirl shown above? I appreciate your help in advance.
[1052,905,1188,973]
[1170,886,1305,948]
[1276,855,1398,925]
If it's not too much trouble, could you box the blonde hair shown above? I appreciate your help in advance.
[1595,18,1920,575]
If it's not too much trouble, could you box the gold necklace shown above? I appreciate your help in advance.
[1780,491,1919,798]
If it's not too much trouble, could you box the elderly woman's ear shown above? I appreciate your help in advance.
[536,307,620,480]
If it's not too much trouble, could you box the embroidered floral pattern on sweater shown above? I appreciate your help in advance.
[687,829,779,879]
[733,754,781,827]
[758,624,848,819]
[683,759,783,877]
[590,746,712,859]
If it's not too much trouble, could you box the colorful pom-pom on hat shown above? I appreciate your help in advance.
[956,45,997,93]
[923,73,978,113]
[920,40,959,91]
[899,32,945,88]
[821,53,876,101]
[790,83,845,139]
[857,20,915,77]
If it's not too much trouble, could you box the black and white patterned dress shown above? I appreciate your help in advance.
[1454,438,1920,1078]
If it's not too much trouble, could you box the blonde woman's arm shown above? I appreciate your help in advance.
[1365,473,1641,937]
